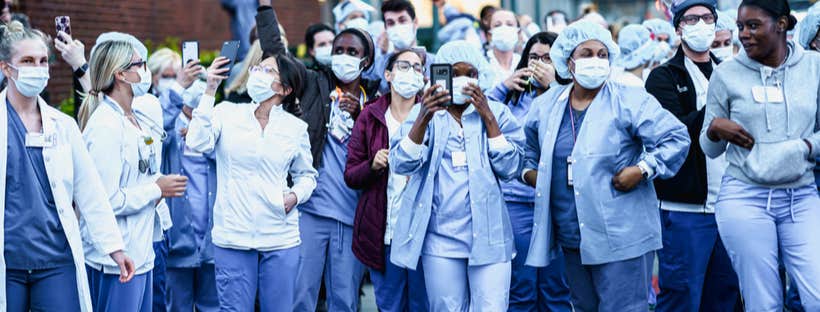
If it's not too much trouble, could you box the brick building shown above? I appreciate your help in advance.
[18,0,322,108]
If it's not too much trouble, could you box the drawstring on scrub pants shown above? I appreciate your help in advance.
[765,188,797,223]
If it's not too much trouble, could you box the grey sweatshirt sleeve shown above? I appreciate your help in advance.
[699,70,730,159]
[809,80,820,159]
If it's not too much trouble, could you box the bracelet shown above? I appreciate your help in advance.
[73,63,88,78]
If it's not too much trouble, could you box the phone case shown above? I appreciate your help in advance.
[182,41,199,66]
[55,16,71,42]
[430,63,453,107]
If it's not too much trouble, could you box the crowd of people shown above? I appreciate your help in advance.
[2,0,820,311]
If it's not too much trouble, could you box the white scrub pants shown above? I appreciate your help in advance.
[421,255,511,312]
[715,176,820,311]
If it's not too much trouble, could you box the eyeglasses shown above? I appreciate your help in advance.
[393,60,424,74]
[127,60,146,70]
[680,13,716,26]
[528,53,552,64]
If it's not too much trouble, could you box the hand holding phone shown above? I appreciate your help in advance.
[55,16,71,43]
[182,41,199,67]
[429,63,453,107]
[218,41,240,77]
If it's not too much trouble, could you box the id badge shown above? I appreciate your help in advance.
[567,156,574,187]
[25,133,54,148]
[452,151,467,168]
[752,86,784,103]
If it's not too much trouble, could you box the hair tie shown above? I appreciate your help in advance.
[89,90,100,96]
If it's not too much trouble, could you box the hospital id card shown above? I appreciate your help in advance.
[25,133,55,148]
[452,151,467,168]
[752,86,784,104]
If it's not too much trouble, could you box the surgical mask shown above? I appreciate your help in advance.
[452,76,478,105]
[246,71,278,104]
[387,23,416,50]
[654,41,672,62]
[332,54,364,84]
[682,21,716,53]
[711,46,734,62]
[345,17,369,30]
[156,78,176,95]
[572,57,610,89]
[127,67,152,98]
[9,65,49,98]
[314,46,333,66]
[490,26,519,52]
[391,70,424,99]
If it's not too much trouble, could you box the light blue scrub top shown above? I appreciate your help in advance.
[300,132,360,226]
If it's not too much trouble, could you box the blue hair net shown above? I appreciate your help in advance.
[798,12,820,50]
[332,0,374,31]
[616,25,656,70]
[715,10,737,34]
[550,21,620,80]
[643,18,678,44]
[435,40,496,90]
[91,32,148,61]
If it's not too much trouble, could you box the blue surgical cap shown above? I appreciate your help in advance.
[91,32,148,61]
[616,25,655,70]
[798,12,820,50]
[643,18,678,44]
[550,21,620,80]
[435,40,496,90]
[332,0,374,31]
[715,10,737,34]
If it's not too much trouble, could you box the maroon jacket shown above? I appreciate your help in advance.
[344,94,392,271]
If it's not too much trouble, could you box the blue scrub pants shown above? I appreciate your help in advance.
[715,176,820,311]
[787,277,804,312]
[506,201,572,312]
[213,245,299,312]
[6,265,80,312]
[152,240,168,312]
[369,245,428,312]
[656,210,740,312]
[562,249,650,312]
[293,212,365,312]
[166,264,218,312]
[86,266,152,312]
[421,255,511,312]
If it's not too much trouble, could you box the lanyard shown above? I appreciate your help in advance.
[568,99,580,144]
[334,85,368,109]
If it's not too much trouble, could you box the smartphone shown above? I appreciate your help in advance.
[54,16,71,43]
[218,40,240,75]
[181,41,199,67]
[430,63,453,107]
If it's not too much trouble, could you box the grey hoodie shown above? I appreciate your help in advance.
[700,41,820,188]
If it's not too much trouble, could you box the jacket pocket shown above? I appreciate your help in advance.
[742,140,810,185]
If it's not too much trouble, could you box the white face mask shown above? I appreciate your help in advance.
[387,23,417,50]
[682,20,716,53]
[127,66,152,98]
[314,46,333,66]
[9,65,49,98]
[246,71,278,104]
[452,76,478,105]
[156,78,176,95]
[490,25,520,52]
[711,46,734,62]
[345,17,369,31]
[572,57,610,90]
[391,69,424,99]
[332,54,364,84]
[654,41,672,63]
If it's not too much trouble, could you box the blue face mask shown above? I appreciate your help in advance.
[9,65,49,98]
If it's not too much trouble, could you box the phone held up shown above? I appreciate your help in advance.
[218,40,240,78]
[54,16,71,43]
[181,41,199,67]
[430,63,453,107]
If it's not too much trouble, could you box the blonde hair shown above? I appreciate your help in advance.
[0,21,49,62]
[147,48,180,77]
[225,40,263,95]
[77,40,135,130]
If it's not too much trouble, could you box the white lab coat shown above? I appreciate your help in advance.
[0,89,125,312]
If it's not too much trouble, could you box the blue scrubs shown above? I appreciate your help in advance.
[551,107,584,249]
[213,246,299,311]
[488,84,572,312]
[294,132,364,312]
[4,101,77,310]
[367,245,428,312]
[87,267,152,312]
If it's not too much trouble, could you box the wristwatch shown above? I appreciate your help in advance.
[637,163,650,180]
[73,63,88,78]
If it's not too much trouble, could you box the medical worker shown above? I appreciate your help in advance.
[797,9,820,52]
[712,10,738,62]
[643,18,678,68]
[344,49,428,312]
[612,25,656,87]
[333,0,374,32]
[370,0,436,95]
[389,39,524,311]
[255,2,380,311]
[644,1,742,311]
[486,10,521,89]
[486,31,573,312]
[700,0,820,309]
[79,38,185,312]
[522,21,690,312]
[0,21,135,312]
